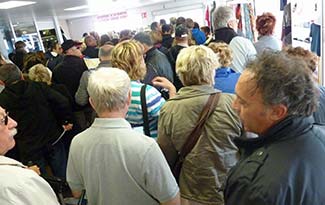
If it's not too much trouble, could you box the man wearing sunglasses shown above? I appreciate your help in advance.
[0,106,60,204]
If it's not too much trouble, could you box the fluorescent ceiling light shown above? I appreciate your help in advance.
[64,5,88,11]
[0,1,36,9]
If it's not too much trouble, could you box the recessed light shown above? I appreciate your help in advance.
[0,1,36,9]
[64,5,88,11]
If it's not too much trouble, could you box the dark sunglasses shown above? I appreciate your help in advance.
[1,112,9,126]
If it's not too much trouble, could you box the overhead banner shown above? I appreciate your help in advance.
[96,11,128,22]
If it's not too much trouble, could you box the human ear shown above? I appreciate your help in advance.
[269,104,288,121]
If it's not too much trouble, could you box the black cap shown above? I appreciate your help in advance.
[175,25,188,38]
[162,24,172,33]
[61,40,82,52]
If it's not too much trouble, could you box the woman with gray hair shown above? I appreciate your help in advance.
[153,45,243,205]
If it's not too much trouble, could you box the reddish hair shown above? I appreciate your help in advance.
[256,12,276,36]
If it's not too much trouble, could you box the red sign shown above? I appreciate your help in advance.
[141,12,147,19]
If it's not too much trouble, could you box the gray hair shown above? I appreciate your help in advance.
[133,32,153,46]
[213,6,235,29]
[98,44,114,59]
[87,67,130,114]
[0,64,21,85]
[246,51,318,116]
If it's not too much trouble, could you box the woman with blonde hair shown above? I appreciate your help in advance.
[111,40,175,138]
[208,42,240,94]
[154,45,242,205]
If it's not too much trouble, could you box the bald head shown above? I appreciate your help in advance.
[99,44,114,61]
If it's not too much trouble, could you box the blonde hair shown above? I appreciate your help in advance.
[111,40,146,80]
[28,64,52,85]
[208,42,233,67]
[176,46,220,86]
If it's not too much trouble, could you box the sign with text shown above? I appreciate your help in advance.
[97,11,128,22]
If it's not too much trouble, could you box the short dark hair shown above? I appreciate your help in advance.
[246,51,318,116]
[162,24,172,33]
[150,22,159,31]
[14,41,26,50]
[133,32,153,46]
[0,63,22,85]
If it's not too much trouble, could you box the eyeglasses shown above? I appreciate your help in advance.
[0,112,9,126]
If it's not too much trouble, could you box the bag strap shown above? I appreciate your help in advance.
[178,93,220,161]
[140,84,151,137]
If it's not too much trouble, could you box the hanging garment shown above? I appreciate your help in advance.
[310,23,320,56]
[281,3,292,46]
[205,5,210,27]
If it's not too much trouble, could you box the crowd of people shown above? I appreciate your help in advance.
[0,5,324,205]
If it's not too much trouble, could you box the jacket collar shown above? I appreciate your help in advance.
[234,116,314,152]
[169,85,220,101]
[145,47,157,61]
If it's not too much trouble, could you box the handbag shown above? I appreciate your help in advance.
[172,93,220,182]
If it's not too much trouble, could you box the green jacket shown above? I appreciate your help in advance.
[158,85,242,204]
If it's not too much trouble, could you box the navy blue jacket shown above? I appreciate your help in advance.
[225,116,325,205]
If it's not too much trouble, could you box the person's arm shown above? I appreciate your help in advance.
[75,71,90,106]
[160,192,180,205]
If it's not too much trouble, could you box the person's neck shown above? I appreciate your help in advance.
[98,110,127,118]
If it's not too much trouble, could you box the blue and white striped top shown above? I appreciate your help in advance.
[127,81,165,138]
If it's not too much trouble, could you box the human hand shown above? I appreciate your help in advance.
[152,77,176,98]
[63,123,73,131]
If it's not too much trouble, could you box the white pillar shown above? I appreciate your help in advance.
[32,14,44,51]
[52,14,64,44]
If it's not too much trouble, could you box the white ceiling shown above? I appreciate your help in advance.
[0,0,175,24]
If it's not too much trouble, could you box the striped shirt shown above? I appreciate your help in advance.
[127,81,165,138]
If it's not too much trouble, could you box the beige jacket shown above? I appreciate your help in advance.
[157,85,242,204]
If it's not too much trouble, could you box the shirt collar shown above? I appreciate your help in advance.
[91,118,132,129]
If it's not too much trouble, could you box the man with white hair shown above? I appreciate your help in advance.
[67,68,180,205]
[0,106,60,205]
[213,6,256,73]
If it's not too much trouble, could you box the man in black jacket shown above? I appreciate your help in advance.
[133,32,173,87]
[225,51,325,204]
[52,40,92,132]
[0,63,73,178]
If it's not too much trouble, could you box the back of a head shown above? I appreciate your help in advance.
[256,12,276,36]
[176,45,219,86]
[213,6,234,29]
[88,67,130,114]
[185,18,194,29]
[23,53,45,73]
[99,44,114,59]
[133,32,153,46]
[14,41,26,50]
[201,26,211,35]
[176,17,186,26]
[284,46,318,73]
[246,51,318,116]
[208,42,233,67]
[150,22,159,31]
[28,64,52,85]
[119,29,132,41]
[100,34,111,46]
[160,19,166,26]
[0,64,22,85]
[111,40,146,80]
[162,24,172,34]
[193,22,200,29]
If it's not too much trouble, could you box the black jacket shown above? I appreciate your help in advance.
[224,116,325,205]
[214,27,237,44]
[161,34,174,49]
[52,55,88,111]
[167,45,186,91]
[0,81,73,163]
[143,47,173,88]
[82,46,99,58]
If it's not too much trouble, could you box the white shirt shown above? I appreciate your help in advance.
[0,156,59,205]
